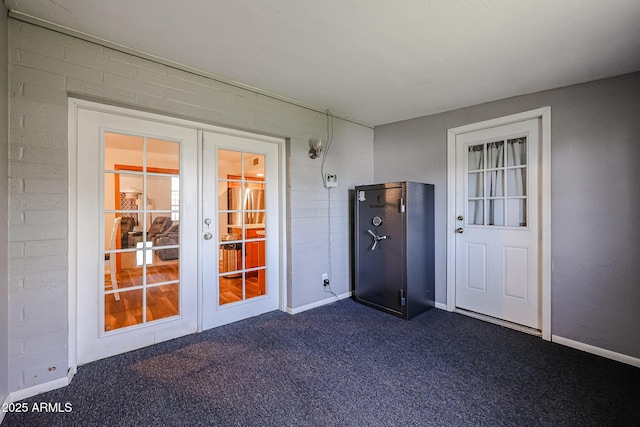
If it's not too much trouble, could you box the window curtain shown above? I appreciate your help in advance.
[468,146,484,225]
[507,138,527,226]
[487,142,504,225]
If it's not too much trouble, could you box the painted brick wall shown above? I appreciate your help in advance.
[1,4,10,402]
[7,19,373,392]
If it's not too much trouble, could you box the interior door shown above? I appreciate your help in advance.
[76,107,198,364]
[202,131,280,329]
[454,118,540,329]
[355,185,405,316]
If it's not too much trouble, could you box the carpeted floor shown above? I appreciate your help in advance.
[3,299,640,426]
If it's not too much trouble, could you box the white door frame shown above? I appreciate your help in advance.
[68,98,288,369]
[446,107,551,340]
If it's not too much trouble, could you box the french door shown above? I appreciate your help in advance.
[201,131,280,329]
[454,118,541,329]
[73,101,282,364]
[75,107,199,364]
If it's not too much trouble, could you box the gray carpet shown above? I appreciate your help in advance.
[3,299,640,426]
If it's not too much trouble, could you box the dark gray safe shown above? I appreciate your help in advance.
[354,181,435,319]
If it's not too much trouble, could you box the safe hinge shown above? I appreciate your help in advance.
[400,289,406,306]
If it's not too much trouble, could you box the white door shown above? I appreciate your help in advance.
[454,118,540,329]
[75,107,198,364]
[202,131,280,329]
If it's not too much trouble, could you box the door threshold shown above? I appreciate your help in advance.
[454,308,542,337]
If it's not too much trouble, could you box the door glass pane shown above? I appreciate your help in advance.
[103,133,181,332]
[104,173,118,211]
[507,168,527,197]
[106,172,144,212]
[104,133,143,171]
[218,186,232,220]
[106,259,143,290]
[246,270,265,299]
[244,185,265,229]
[104,213,119,249]
[507,137,527,166]
[246,181,265,191]
[486,170,504,197]
[219,242,242,275]
[147,139,180,171]
[220,272,245,305]
[245,221,266,241]
[104,289,143,332]
[244,153,265,179]
[218,149,243,178]
[256,270,266,298]
[486,199,504,226]
[153,225,180,256]
[468,144,484,171]
[147,174,176,211]
[218,212,234,240]
[117,252,138,276]
[487,141,504,169]
[170,177,180,221]
[146,283,179,322]
[507,199,527,227]
[147,252,179,285]
[226,184,244,228]
[246,241,266,269]
[468,200,484,225]
[468,173,484,198]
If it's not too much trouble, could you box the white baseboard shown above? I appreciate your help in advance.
[287,291,352,315]
[67,366,77,384]
[289,296,443,315]
[552,335,640,368]
[7,367,74,403]
[434,304,639,368]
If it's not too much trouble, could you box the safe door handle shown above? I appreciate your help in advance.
[367,229,387,251]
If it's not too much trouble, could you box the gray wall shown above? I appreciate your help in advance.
[374,72,640,359]
[0,4,9,402]
[7,19,373,392]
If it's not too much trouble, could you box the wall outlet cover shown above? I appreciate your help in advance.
[325,173,338,187]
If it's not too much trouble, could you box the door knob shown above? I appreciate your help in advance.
[457,215,464,221]
[204,232,213,240]
[455,228,464,234]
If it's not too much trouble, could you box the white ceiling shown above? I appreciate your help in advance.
[6,0,640,126]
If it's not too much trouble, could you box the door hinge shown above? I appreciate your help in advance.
[400,289,406,306]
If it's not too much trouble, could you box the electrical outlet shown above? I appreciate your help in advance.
[325,173,338,188]
[322,273,329,287]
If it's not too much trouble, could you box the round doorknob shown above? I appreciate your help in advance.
[204,232,213,240]
[455,228,464,234]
